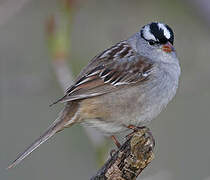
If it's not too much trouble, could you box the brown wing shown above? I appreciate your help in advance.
[51,41,153,105]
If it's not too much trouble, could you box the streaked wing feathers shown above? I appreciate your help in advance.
[54,41,153,103]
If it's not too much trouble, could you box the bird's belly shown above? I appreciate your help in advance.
[82,119,127,135]
[81,76,178,134]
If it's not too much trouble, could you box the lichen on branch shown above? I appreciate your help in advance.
[91,127,155,180]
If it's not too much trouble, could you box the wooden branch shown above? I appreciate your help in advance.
[91,127,155,180]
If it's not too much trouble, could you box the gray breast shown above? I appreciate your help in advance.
[133,62,180,125]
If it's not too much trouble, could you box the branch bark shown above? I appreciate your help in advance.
[91,127,155,180]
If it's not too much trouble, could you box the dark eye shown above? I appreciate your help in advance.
[148,40,156,46]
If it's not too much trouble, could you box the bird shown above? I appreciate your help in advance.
[8,22,181,169]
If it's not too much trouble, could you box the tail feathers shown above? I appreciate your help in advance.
[7,107,75,169]
[49,95,67,107]
[7,127,57,169]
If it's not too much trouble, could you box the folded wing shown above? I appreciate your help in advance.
[52,41,153,104]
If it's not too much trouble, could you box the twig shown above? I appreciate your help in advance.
[91,127,155,180]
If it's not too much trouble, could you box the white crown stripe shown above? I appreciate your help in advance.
[158,23,171,39]
[143,25,157,41]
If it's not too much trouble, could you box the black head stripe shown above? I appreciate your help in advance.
[150,23,167,44]
[141,22,174,45]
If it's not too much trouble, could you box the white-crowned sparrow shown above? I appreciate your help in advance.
[8,22,181,169]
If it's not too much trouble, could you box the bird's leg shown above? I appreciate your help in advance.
[127,124,147,131]
[111,135,121,148]
[109,135,121,157]
[109,149,117,157]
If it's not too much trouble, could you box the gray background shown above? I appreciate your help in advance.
[1,0,210,179]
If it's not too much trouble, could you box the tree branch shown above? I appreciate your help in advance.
[91,127,155,180]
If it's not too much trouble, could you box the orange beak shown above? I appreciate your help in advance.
[162,42,174,53]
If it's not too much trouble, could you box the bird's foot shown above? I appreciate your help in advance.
[126,125,147,132]
[109,149,117,157]
[125,125,155,147]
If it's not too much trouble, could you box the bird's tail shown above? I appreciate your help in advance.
[7,103,78,169]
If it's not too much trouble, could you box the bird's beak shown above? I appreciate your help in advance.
[162,42,175,53]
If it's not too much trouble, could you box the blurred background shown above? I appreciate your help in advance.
[1,0,210,179]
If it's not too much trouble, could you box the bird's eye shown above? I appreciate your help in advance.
[148,40,156,46]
